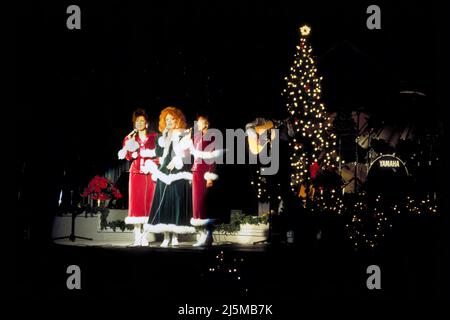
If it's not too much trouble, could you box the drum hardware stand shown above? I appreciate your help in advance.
[353,110,363,193]
[253,128,278,246]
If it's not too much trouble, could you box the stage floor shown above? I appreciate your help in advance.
[53,238,269,251]
[18,214,448,300]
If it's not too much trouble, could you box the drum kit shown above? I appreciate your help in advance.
[333,110,419,195]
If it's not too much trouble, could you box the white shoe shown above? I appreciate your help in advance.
[160,232,170,247]
[131,228,142,247]
[160,239,169,247]
[171,235,179,246]
[140,230,149,246]
[193,232,207,247]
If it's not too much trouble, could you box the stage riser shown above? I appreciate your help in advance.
[52,213,269,245]
[52,213,155,243]
[213,228,269,245]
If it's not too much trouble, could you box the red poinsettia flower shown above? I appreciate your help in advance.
[98,193,109,201]
[82,175,122,200]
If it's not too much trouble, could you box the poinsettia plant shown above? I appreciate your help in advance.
[81,175,122,202]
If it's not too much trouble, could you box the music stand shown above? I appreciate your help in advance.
[52,207,93,242]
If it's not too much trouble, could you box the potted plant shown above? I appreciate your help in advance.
[81,175,122,207]
[80,175,123,228]
[214,212,269,244]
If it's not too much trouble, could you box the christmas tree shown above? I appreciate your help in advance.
[283,25,339,198]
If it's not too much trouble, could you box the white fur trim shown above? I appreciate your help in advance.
[144,223,196,234]
[118,148,127,160]
[132,152,138,159]
[171,131,182,141]
[212,150,223,158]
[143,159,158,175]
[158,136,165,147]
[172,141,184,156]
[204,172,218,181]
[125,139,139,152]
[125,216,149,224]
[173,156,183,170]
[140,148,156,158]
[173,225,196,234]
[190,218,213,227]
[143,160,192,184]
[192,149,224,160]
[164,171,193,184]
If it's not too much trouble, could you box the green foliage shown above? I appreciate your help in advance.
[102,220,134,232]
[215,212,269,235]
[97,209,133,232]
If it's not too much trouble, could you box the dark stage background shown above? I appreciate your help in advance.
[15,0,449,300]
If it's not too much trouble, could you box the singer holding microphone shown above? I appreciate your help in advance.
[118,108,158,246]
[143,106,196,247]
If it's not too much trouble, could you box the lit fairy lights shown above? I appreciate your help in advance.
[310,189,345,214]
[251,170,282,203]
[345,193,440,250]
[206,251,247,291]
[345,194,393,249]
[404,194,439,215]
[283,25,338,197]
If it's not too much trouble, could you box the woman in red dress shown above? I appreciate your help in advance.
[190,116,219,246]
[118,109,158,246]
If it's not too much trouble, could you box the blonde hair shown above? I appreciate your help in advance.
[158,106,187,132]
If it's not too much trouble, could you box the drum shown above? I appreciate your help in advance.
[367,154,410,197]
[370,124,416,154]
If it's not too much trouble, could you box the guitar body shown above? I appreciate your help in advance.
[248,120,277,155]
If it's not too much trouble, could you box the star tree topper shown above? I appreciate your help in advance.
[300,25,311,36]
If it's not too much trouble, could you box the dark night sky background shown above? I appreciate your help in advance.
[15,1,449,241]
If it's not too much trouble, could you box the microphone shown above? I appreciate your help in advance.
[181,127,192,137]
[128,128,138,138]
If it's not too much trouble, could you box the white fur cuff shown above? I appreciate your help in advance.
[125,139,139,152]
[173,156,183,170]
[204,172,218,181]
[118,149,127,160]
[143,159,158,175]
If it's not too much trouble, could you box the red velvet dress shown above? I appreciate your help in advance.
[191,133,218,227]
[119,133,158,225]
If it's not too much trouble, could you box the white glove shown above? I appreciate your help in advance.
[118,149,127,160]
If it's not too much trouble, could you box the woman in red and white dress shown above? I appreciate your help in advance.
[190,116,219,246]
[118,109,158,246]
